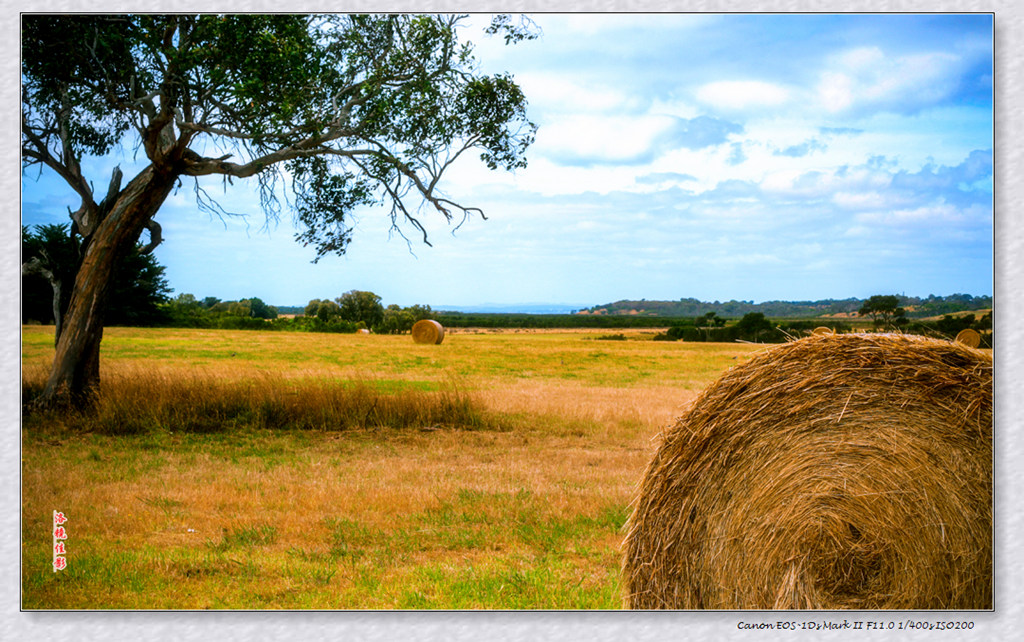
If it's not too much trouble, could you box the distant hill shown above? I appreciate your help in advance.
[437,303,585,315]
[577,294,992,319]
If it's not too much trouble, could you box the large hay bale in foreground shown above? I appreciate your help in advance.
[623,333,992,610]
[411,319,445,345]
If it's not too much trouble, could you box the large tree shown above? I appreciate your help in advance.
[735,311,772,342]
[336,290,385,328]
[22,14,536,406]
[858,294,908,330]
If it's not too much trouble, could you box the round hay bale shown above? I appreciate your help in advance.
[812,326,834,336]
[622,333,992,610]
[411,319,445,345]
[955,328,981,348]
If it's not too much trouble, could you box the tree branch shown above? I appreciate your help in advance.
[96,166,123,216]
[180,133,375,177]
[139,219,162,254]
[22,112,100,235]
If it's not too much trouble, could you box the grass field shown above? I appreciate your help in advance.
[21,325,764,609]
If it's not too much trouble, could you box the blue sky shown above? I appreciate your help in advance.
[20,13,994,310]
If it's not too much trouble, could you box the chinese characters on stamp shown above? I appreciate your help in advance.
[53,511,67,572]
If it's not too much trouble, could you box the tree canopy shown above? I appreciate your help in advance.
[735,312,772,340]
[336,290,385,328]
[22,14,536,258]
[858,295,908,330]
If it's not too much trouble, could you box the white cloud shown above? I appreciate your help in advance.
[817,46,964,114]
[818,71,855,112]
[832,191,891,209]
[509,158,642,196]
[839,46,886,69]
[758,169,807,193]
[695,80,791,110]
[535,113,684,166]
[856,202,962,226]
[516,72,643,115]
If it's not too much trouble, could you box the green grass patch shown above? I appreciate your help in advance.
[211,524,279,551]
[399,559,623,609]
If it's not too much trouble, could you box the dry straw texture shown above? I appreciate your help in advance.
[411,319,445,344]
[622,333,992,610]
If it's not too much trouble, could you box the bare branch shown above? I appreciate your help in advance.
[348,155,429,247]
[96,166,123,216]
[139,219,162,254]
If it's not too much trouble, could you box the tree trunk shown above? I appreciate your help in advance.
[37,166,176,407]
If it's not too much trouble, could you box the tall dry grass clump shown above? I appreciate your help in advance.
[22,365,489,434]
[622,333,992,610]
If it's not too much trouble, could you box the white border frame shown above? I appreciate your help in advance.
[5,2,1018,641]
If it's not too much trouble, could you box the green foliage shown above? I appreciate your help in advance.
[378,305,415,335]
[21,16,138,158]
[936,313,977,335]
[317,300,342,322]
[22,224,172,327]
[909,311,992,347]
[163,294,205,327]
[377,303,434,334]
[859,294,908,330]
[336,290,384,328]
[21,224,77,325]
[735,312,773,340]
[284,316,360,334]
[297,295,436,334]
[303,298,342,322]
[484,14,541,45]
[162,293,375,333]
[246,297,277,320]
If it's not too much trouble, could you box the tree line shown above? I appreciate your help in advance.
[581,293,993,319]
[650,303,992,346]
[154,291,438,335]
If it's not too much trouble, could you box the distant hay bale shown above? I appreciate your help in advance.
[622,332,992,610]
[956,328,981,348]
[411,319,445,345]
[812,326,834,336]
